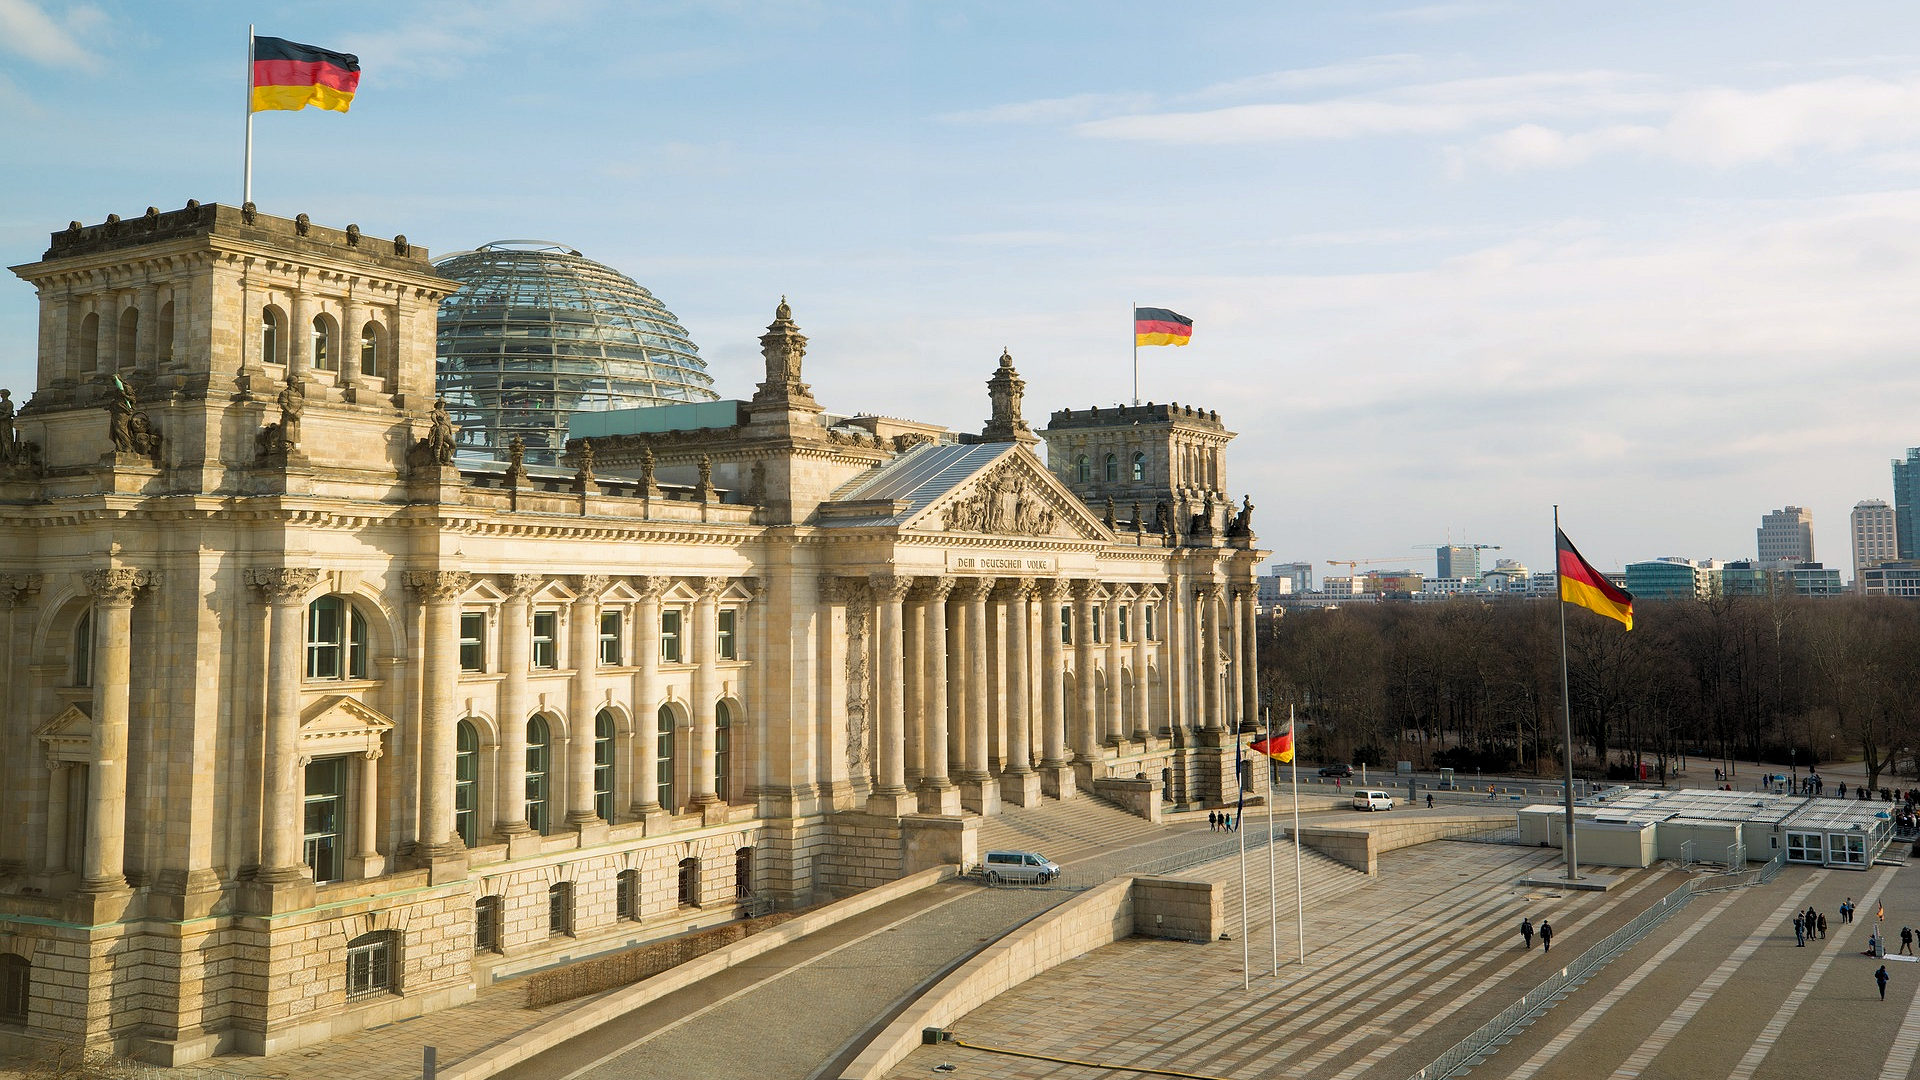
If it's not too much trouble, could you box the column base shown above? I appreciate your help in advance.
[918,780,962,815]
[1001,770,1043,807]
[348,853,387,879]
[236,876,316,916]
[506,832,547,858]
[1039,763,1077,799]
[573,820,611,846]
[959,776,1001,816]
[252,864,309,886]
[702,801,733,827]
[866,790,919,818]
[493,820,534,844]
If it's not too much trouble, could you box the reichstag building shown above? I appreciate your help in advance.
[0,203,1264,1064]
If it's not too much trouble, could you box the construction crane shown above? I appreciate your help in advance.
[1325,557,1414,575]
[1411,543,1502,552]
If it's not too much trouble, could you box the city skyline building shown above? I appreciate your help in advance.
[1756,505,1815,565]
[1434,545,1482,580]
[1851,498,1898,582]
[1893,449,1920,560]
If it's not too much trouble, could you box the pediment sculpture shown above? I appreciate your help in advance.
[939,460,1058,536]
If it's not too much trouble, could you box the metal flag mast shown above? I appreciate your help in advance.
[1554,505,1580,882]
[243,25,255,206]
[1131,301,1140,405]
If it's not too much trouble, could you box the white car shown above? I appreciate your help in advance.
[1352,789,1394,811]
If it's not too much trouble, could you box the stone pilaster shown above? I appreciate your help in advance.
[1196,582,1221,731]
[1239,584,1260,733]
[690,576,726,807]
[79,567,156,893]
[867,574,916,816]
[405,569,471,868]
[0,575,42,874]
[913,577,960,814]
[567,575,609,831]
[1132,586,1153,740]
[631,576,669,821]
[1104,586,1125,745]
[494,574,539,840]
[1071,580,1100,762]
[244,567,321,885]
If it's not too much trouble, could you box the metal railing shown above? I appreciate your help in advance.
[1404,846,1786,1080]
[1127,829,1283,878]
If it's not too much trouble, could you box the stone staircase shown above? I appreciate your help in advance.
[974,792,1168,862]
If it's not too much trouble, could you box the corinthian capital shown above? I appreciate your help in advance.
[910,575,956,603]
[869,573,915,602]
[572,574,610,600]
[244,567,322,603]
[0,573,43,604]
[404,569,471,601]
[503,573,543,601]
[85,567,157,604]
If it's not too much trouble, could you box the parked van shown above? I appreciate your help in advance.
[1352,789,1394,812]
[981,850,1061,884]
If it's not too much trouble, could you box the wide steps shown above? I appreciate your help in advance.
[974,793,1164,861]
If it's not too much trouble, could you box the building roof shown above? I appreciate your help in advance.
[819,442,1015,528]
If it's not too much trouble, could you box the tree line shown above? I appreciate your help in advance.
[1257,594,1920,790]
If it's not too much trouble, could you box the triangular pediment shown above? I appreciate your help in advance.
[37,703,93,763]
[911,447,1110,541]
[298,694,394,759]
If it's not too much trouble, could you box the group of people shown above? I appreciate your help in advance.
[1208,810,1239,832]
[1792,906,1827,946]
[1789,896,1908,1000]
[1517,916,1555,953]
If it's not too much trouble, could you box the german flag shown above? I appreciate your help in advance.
[1135,306,1193,347]
[1557,528,1633,630]
[1251,723,1294,763]
[252,36,360,114]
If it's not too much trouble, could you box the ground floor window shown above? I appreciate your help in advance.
[345,932,396,999]
[1785,831,1821,863]
[0,955,27,1022]
[678,858,700,907]
[735,847,753,901]
[617,868,641,921]
[1829,832,1866,866]
[304,757,347,883]
[548,882,574,936]
[475,895,502,953]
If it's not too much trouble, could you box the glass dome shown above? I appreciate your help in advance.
[434,241,716,464]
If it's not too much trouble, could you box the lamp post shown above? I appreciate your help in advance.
[1790,746,1797,796]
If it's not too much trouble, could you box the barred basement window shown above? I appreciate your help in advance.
[474,895,502,953]
[345,931,396,999]
[678,858,700,907]
[0,954,28,1023]
[616,869,641,921]
[548,882,574,936]
[735,847,754,901]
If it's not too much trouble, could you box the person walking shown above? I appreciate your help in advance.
[1902,926,1914,956]
[1520,917,1534,949]
[1818,913,1828,939]
[1209,810,1218,831]
[1426,794,1434,809]
[1794,914,1805,946]
[1540,920,1553,953]
[1877,965,1890,1000]
[1844,898,1855,924]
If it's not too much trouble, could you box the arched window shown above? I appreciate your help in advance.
[677,857,700,907]
[714,702,731,804]
[1104,453,1118,482]
[455,720,480,847]
[157,301,175,364]
[616,868,640,921]
[261,306,287,366]
[306,597,368,680]
[312,313,338,372]
[734,847,753,901]
[116,306,139,369]
[1132,451,1146,482]
[1075,454,1090,483]
[345,931,397,999]
[656,705,676,812]
[547,881,573,936]
[0,954,29,1023]
[593,709,616,822]
[78,311,100,372]
[525,715,552,835]
[359,321,385,379]
[71,610,94,688]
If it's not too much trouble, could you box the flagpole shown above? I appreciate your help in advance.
[1236,733,1249,990]
[243,25,255,206]
[1266,704,1278,977]
[1292,704,1304,964]
[1555,505,1580,882]
[1131,302,1140,406]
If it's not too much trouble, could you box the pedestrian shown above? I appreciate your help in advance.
[1878,965,1890,1000]
[1520,917,1534,949]
[1840,782,1847,799]
[1487,784,1496,800]
[1903,926,1914,956]
[1818,913,1827,939]
[1209,810,1218,831]
[1844,898,1854,924]
[1795,914,1805,947]
[1426,794,1434,809]
[1540,920,1553,953]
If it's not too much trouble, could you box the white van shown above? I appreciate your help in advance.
[981,850,1061,884]
[1352,789,1394,811]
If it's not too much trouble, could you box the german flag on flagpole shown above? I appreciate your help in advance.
[251,36,360,113]
[1557,528,1634,630]
[1251,722,1294,763]
[1134,306,1193,347]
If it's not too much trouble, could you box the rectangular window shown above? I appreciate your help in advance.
[475,896,501,952]
[617,869,640,921]
[459,612,486,672]
[345,935,394,998]
[1060,605,1072,646]
[532,611,557,668]
[1145,603,1158,641]
[1092,604,1105,644]
[1118,603,1131,643]
[717,609,737,660]
[660,609,683,663]
[548,882,574,937]
[599,610,623,666]
[303,757,347,884]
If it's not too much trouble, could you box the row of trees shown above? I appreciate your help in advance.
[1258,594,1920,789]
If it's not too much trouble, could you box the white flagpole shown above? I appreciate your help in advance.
[1238,732,1249,991]
[1267,704,1278,976]
[1131,302,1140,406]
[243,25,256,206]
[1292,704,1305,964]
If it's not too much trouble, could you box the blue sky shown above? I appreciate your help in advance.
[7,1,1920,579]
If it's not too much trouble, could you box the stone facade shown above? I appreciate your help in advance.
[0,203,1265,1063]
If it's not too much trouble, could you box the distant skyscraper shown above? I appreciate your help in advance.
[1756,506,1814,564]
[1896,450,1920,560]
[1436,545,1481,580]
[1852,499,1898,579]
[1267,561,1314,594]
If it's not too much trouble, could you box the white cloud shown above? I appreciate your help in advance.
[342,0,608,84]
[1186,54,1429,99]
[0,0,103,71]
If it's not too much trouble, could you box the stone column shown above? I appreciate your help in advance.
[1239,584,1260,733]
[167,286,188,370]
[1195,583,1219,731]
[1132,589,1152,740]
[868,574,916,816]
[245,567,319,884]
[952,577,998,815]
[352,750,382,876]
[902,583,923,789]
[406,570,471,861]
[134,282,158,372]
[999,580,1040,806]
[340,292,364,396]
[94,295,116,374]
[1071,580,1099,762]
[1,575,42,873]
[287,286,311,382]
[1104,587,1126,745]
[1224,585,1244,733]
[78,568,149,891]
[631,577,668,818]
[913,577,960,814]
[1037,578,1074,798]
[567,576,608,828]
[1166,571,1190,734]
[689,577,725,807]
[494,574,539,839]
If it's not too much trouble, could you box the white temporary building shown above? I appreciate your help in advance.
[1516,786,1894,870]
